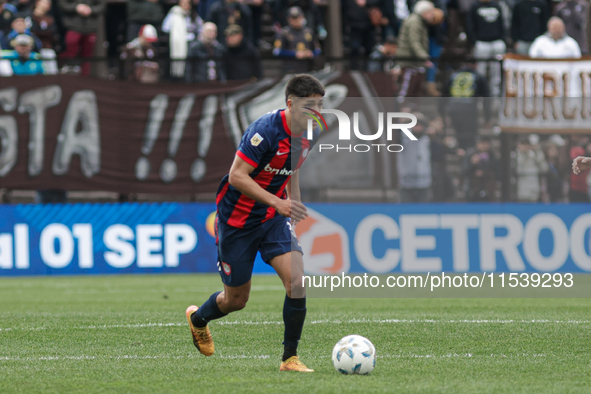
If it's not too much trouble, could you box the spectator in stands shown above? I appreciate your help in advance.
[554,0,588,55]
[275,0,327,41]
[247,0,264,47]
[186,21,226,82]
[463,137,499,202]
[367,35,398,73]
[396,1,437,98]
[120,24,159,83]
[397,112,432,202]
[0,0,17,35]
[429,116,462,202]
[569,135,590,202]
[511,0,549,55]
[442,63,490,149]
[162,0,203,78]
[343,0,390,70]
[529,16,581,58]
[0,33,43,75]
[58,0,105,76]
[224,24,261,81]
[516,134,548,202]
[2,13,42,50]
[466,0,505,96]
[29,0,59,51]
[28,0,59,73]
[273,6,320,73]
[207,0,253,47]
[543,139,566,202]
[126,0,164,42]
[425,7,445,97]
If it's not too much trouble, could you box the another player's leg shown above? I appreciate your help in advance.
[187,281,251,356]
[271,250,313,372]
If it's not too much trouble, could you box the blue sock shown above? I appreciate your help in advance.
[191,291,227,328]
[282,294,306,361]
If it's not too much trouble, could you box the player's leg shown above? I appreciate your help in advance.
[269,251,312,372]
[192,280,251,326]
[186,220,258,356]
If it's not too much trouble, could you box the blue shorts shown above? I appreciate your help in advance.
[216,215,303,287]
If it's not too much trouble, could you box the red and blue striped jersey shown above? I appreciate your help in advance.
[216,109,318,229]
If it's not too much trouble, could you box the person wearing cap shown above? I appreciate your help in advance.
[367,35,398,73]
[274,0,327,42]
[186,21,226,83]
[224,23,261,81]
[0,33,44,75]
[272,6,320,73]
[120,24,159,83]
[57,0,105,76]
[2,13,42,51]
[207,0,253,47]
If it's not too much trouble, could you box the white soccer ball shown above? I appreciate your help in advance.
[332,335,376,375]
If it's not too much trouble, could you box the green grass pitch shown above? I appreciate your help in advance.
[1,274,591,393]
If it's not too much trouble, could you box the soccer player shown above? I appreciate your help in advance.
[572,156,591,175]
[185,74,324,372]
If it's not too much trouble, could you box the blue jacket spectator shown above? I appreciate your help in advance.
[0,33,43,75]
[1,13,42,50]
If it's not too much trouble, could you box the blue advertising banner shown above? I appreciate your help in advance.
[0,203,221,276]
[298,203,591,275]
[2,202,591,276]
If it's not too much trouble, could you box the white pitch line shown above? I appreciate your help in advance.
[0,318,589,333]
[0,353,547,362]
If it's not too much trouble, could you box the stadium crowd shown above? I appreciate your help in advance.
[0,0,588,81]
[0,0,590,203]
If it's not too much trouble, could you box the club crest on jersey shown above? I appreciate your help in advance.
[221,262,231,275]
[250,133,264,146]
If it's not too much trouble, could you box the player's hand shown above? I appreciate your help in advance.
[572,156,591,175]
[274,198,308,222]
[290,200,308,222]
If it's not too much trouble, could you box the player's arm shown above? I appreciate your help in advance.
[572,156,591,175]
[286,170,307,225]
[228,156,307,222]
[286,170,301,202]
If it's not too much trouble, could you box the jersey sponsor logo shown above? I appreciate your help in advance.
[222,262,231,275]
[276,150,289,156]
[295,208,350,275]
[264,163,293,176]
[250,133,264,146]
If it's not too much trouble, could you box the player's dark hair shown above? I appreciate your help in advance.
[285,74,325,102]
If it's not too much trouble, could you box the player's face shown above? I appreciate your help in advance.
[289,95,324,134]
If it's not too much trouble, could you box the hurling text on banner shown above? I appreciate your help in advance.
[500,55,591,132]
